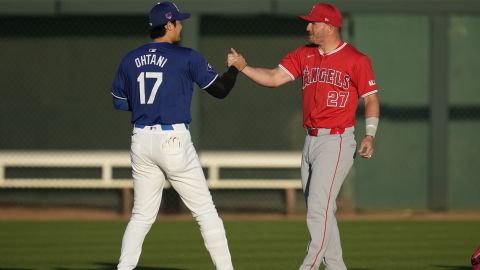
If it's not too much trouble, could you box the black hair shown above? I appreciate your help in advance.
[149,20,176,39]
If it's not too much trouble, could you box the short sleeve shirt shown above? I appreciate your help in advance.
[111,42,218,125]
[279,42,378,128]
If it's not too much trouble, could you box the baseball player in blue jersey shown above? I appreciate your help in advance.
[111,2,239,270]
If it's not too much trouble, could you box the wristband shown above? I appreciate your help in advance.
[239,63,247,72]
[365,117,379,137]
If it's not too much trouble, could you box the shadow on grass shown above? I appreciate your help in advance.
[432,265,471,270]
[92,263,184,270]
[0,263,185,270]
[53,263,185,270]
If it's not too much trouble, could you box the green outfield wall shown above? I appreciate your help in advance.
[0,0,479,211]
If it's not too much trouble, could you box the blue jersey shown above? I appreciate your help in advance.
[111,42,218,125]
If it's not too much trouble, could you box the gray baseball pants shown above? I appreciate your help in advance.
[299,127,356,270]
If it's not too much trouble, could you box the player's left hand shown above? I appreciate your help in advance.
[358,135,374,159]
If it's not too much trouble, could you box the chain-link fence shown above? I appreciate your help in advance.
[0,10,479,213]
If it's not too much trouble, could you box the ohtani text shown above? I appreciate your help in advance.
[134,54,168,69]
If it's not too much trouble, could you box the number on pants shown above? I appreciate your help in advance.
[137,72,163,104]
[327,91,349,107]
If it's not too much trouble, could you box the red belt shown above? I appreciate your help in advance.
[307,127,345,136]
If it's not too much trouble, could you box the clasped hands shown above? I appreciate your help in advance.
[227,48,247,71]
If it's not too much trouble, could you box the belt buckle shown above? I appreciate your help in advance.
[329,128,345,135]
[308,128,318,136]
[160,124,174,131]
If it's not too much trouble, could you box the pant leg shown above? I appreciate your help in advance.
[323,203,347,270]
[299,133,355,270]
[323,132,356,270]
[160,131,234,270]
[118,132,166,270]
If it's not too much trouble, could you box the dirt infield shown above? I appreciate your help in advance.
[1,206,479,221]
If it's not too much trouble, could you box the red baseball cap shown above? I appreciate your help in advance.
[299,3,343,28]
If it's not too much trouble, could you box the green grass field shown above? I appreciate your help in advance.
[0,219,478,270]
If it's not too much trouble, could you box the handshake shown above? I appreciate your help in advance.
[227,48,248,71]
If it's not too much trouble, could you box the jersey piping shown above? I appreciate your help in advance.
[111,92,127,99]
[201,74,219,89]
[278,64,295,81]
[361,89,378,98]
[318,42,348,56]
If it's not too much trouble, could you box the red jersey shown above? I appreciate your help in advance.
[279,42,378,128]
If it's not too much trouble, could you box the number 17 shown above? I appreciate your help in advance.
[137,72,163,104]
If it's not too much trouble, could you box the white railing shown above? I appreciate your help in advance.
[199,151,301,189]
[0,151,302,214]
[0,151,132,188]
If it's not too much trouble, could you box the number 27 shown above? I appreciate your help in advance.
[327,91,349,107]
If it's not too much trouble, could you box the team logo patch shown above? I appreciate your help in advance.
[369,80,376,86]
[165,12,173,20]
[149,48,157,53]
[207,63,213,72]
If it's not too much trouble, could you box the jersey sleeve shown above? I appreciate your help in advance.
[111,61,128,100]
[189,50,219,89]
[352,55,378,98]
[278,48,302,80]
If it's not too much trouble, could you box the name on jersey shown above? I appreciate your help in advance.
[302,66,350,90]
[134,54,168,69]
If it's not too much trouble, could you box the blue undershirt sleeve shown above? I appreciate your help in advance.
[112,96,130,111]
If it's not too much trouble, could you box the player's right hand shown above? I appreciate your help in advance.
[227,48,247,71]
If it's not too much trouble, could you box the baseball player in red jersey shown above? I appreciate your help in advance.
[228,3,380,270]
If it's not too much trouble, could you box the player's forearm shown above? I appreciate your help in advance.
[242,66,283,88]
[363,94,380,137]
[364,94,380,118]
[205,66,239,99]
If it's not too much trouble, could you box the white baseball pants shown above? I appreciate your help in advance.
[117,124,234,270]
